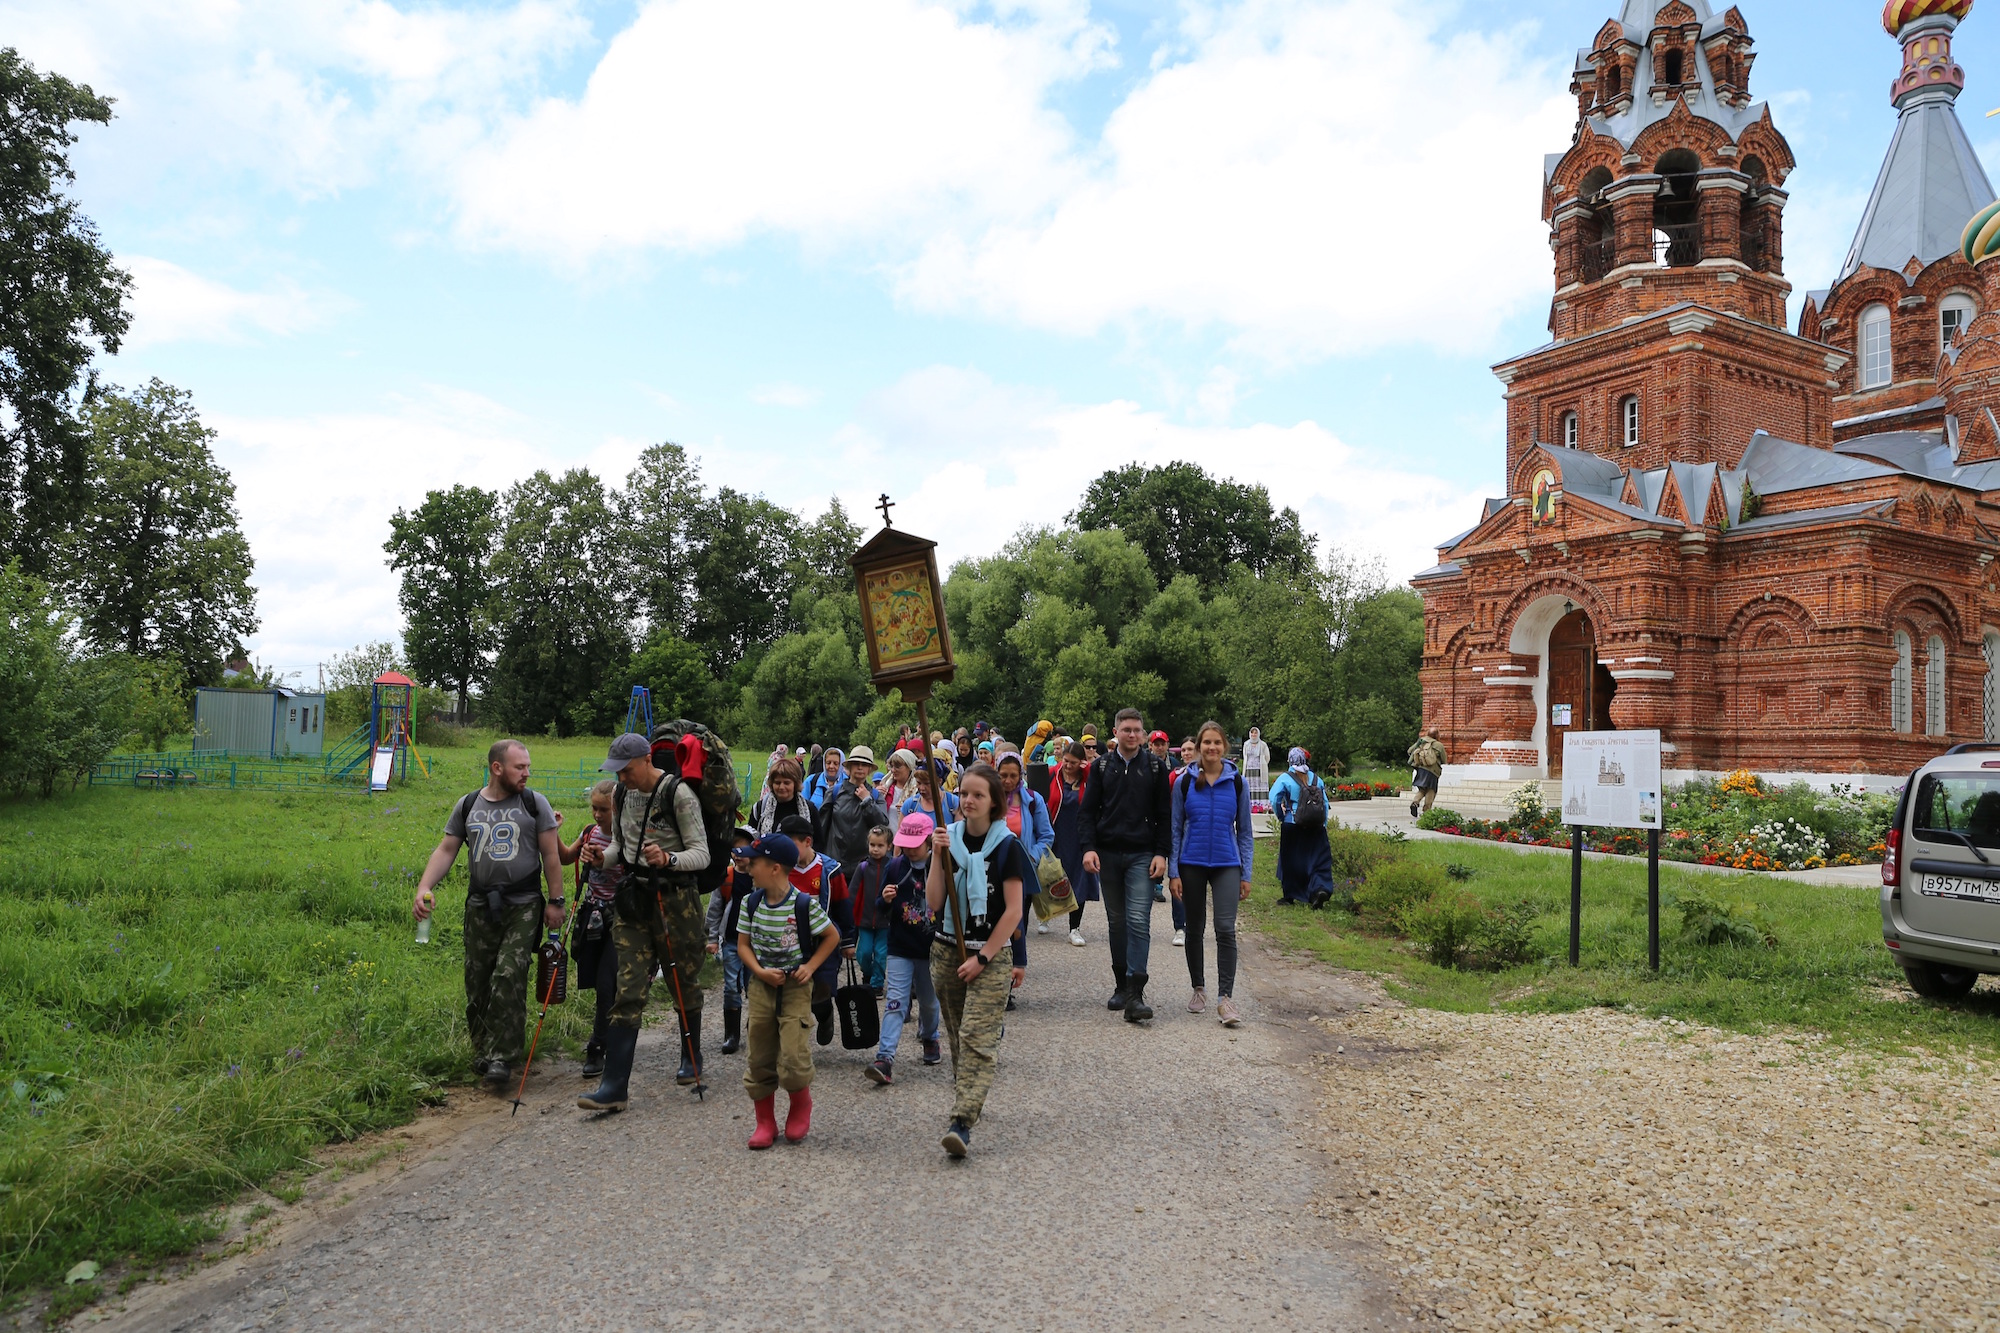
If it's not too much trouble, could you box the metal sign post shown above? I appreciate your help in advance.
[1560,730,1665,969]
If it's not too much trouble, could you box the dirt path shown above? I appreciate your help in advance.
[90,920,1422,1331]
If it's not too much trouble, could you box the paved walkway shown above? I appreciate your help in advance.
[1334,797,1883,888]
[104,920,1419,1332]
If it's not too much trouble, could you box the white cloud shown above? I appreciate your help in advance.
[901,1,1575,358]
[450,0,1109,255]
[824,365,1481,581]
[750,383,821,408]
[120,256,341,349]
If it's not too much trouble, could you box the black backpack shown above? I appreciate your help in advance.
[1294,774,1328,829]
[725,885,819,969]
[648,720,742,895]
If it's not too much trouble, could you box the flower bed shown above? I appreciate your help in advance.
[1415,773,1893,873]
[1334,781,1397,801]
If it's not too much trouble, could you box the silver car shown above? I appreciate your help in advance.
[1882,744,2000,1000]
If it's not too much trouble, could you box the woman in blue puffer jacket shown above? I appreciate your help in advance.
[1168,720,1254,1028]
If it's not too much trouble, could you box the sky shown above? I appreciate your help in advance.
[10,0,1999,687]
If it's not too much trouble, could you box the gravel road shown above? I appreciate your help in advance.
[100,920,1421,1332]
[1317,1003,2000,1330]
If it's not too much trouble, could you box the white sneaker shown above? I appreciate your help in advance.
[1036,921,1049,934]
[1172,929,1185,947]
[1069,929,1086,947]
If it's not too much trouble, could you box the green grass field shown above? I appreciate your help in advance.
[0,734,654,1295]
[1244,829,2000,1056]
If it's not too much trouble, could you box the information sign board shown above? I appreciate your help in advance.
[1560,730,1663,830]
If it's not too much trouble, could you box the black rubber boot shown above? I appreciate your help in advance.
[676,1011,705,1091]
[577,1024,637,1112]
[1106,980,1128,1012]
[719,1006,742,1055]
[581,1042,606,1077]
[814,1000,834,1046]
[1124,973,1154,1023]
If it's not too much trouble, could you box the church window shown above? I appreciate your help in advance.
[1663,50,1684,85]
[1893,630,1913,733]
[1941,294,1975,350]
[1983,632,1999,742]
[1928,635,1948,737]
[1606,66,1622,97]
[1621,396,1639,448]
[1860,304,1893,389]
[1563,412,1578,447]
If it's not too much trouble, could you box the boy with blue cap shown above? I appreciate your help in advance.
[734,831,840,1148]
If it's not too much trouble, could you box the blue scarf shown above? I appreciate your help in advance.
[943,820,1016,935]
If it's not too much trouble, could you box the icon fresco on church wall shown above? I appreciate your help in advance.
[1530,469,1559,525]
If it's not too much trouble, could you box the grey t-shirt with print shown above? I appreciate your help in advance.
[445,789,558,902]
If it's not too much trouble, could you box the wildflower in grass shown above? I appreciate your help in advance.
[225,1065,240,1078]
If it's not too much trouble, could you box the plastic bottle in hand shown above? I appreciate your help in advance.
[416,916,431,944]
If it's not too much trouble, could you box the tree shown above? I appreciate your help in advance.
[733,593,870,750]
[1072,461,1314,590]
[323,640,401,731]
[486,469,629,735]
[64,379,257,686]
[126,656,187,753]
[588,629,714,735]
[788,496,864,606]
[385,483,499,715]
[1332,587,1425,761]
[617,441,702,639]
[687,486,795,671]
[0,562,132,795]
[0,50,132,573]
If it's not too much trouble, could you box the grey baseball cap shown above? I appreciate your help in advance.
[600,732,651,772]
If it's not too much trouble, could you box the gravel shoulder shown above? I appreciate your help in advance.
[1312,1003,2000,1331]
[83,919,1422,1332]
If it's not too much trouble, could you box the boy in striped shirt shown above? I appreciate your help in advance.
[735,832,840,1149]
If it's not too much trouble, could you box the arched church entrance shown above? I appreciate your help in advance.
[1545,608,1616,776]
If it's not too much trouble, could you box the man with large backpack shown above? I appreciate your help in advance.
[1079,707,1173,1023]
[577,731,715,1114]
[412,739,567,1091]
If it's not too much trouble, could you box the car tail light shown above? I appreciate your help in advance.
[1882,827,1902,889]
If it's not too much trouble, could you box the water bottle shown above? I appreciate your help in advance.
[416,915,431,944]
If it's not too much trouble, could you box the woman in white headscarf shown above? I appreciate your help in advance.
[879,748,920,831]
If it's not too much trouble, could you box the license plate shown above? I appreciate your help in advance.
[1920,873,2000,903]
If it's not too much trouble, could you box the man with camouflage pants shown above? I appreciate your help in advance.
[412,739,566,1091]
[578,733,712,1113]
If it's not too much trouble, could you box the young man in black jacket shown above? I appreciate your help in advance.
[1079,707,1172,1022]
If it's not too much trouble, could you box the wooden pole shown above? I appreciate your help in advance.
[914,695,967,962]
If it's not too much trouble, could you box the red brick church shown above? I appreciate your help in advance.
[1414,0,2000,797]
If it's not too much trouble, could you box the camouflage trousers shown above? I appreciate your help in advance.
[931,938,1011,1127]
[609,887,707,1030]
[463,894,541,1065]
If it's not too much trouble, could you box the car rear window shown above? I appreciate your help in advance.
[1913,773,2000,848]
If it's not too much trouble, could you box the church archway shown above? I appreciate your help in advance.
[1508,592,1617,777]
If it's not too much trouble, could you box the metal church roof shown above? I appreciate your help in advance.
[1838,81,1994,280]
[1577,0,1769,152]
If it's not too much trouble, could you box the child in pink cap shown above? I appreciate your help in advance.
[865,811,942,1085]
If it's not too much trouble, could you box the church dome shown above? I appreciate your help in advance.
[1885,0,1974,37]
[1962,200,2000,264]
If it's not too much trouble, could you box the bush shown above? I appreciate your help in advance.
[1673,889,1775,948]
[1401,887,1488,967]
[1416,807,1464,831]
[1444,862,1475,881]
[1353,860,1445,925]
[1325,823,1402,881]
[1477,899,1543,966]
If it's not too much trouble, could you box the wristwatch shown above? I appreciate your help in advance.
[548,897,566,908]
[974,952,993,968]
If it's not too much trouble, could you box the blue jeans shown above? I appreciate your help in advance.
[722,949,745,1012]
[1098,849,1155,983]
[877,952,939,1060]
[855,927,889,990]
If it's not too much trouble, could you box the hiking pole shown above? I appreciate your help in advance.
[654,889,706,1101]
[511,859,583,1115]
[915,697,966,964]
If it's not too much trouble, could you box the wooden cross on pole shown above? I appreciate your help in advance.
[876,492,895,527]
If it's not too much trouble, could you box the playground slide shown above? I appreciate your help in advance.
[370,746,396,792]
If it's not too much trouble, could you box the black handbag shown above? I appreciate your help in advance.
[835,956,879,1051]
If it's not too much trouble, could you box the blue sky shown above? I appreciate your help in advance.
[11,0,1997,683]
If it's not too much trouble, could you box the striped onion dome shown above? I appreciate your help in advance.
[1963,200,2000,264]
[1885,0,1974,36]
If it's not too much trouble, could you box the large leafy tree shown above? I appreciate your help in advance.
[687,486,796,670]
[0,563,132,795]
[385,483,499,715]
[617,441,703,639]
[486,468,629,735]
[0,51,132,572]
[1072,461,1313,590]
[65,379,257,686]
